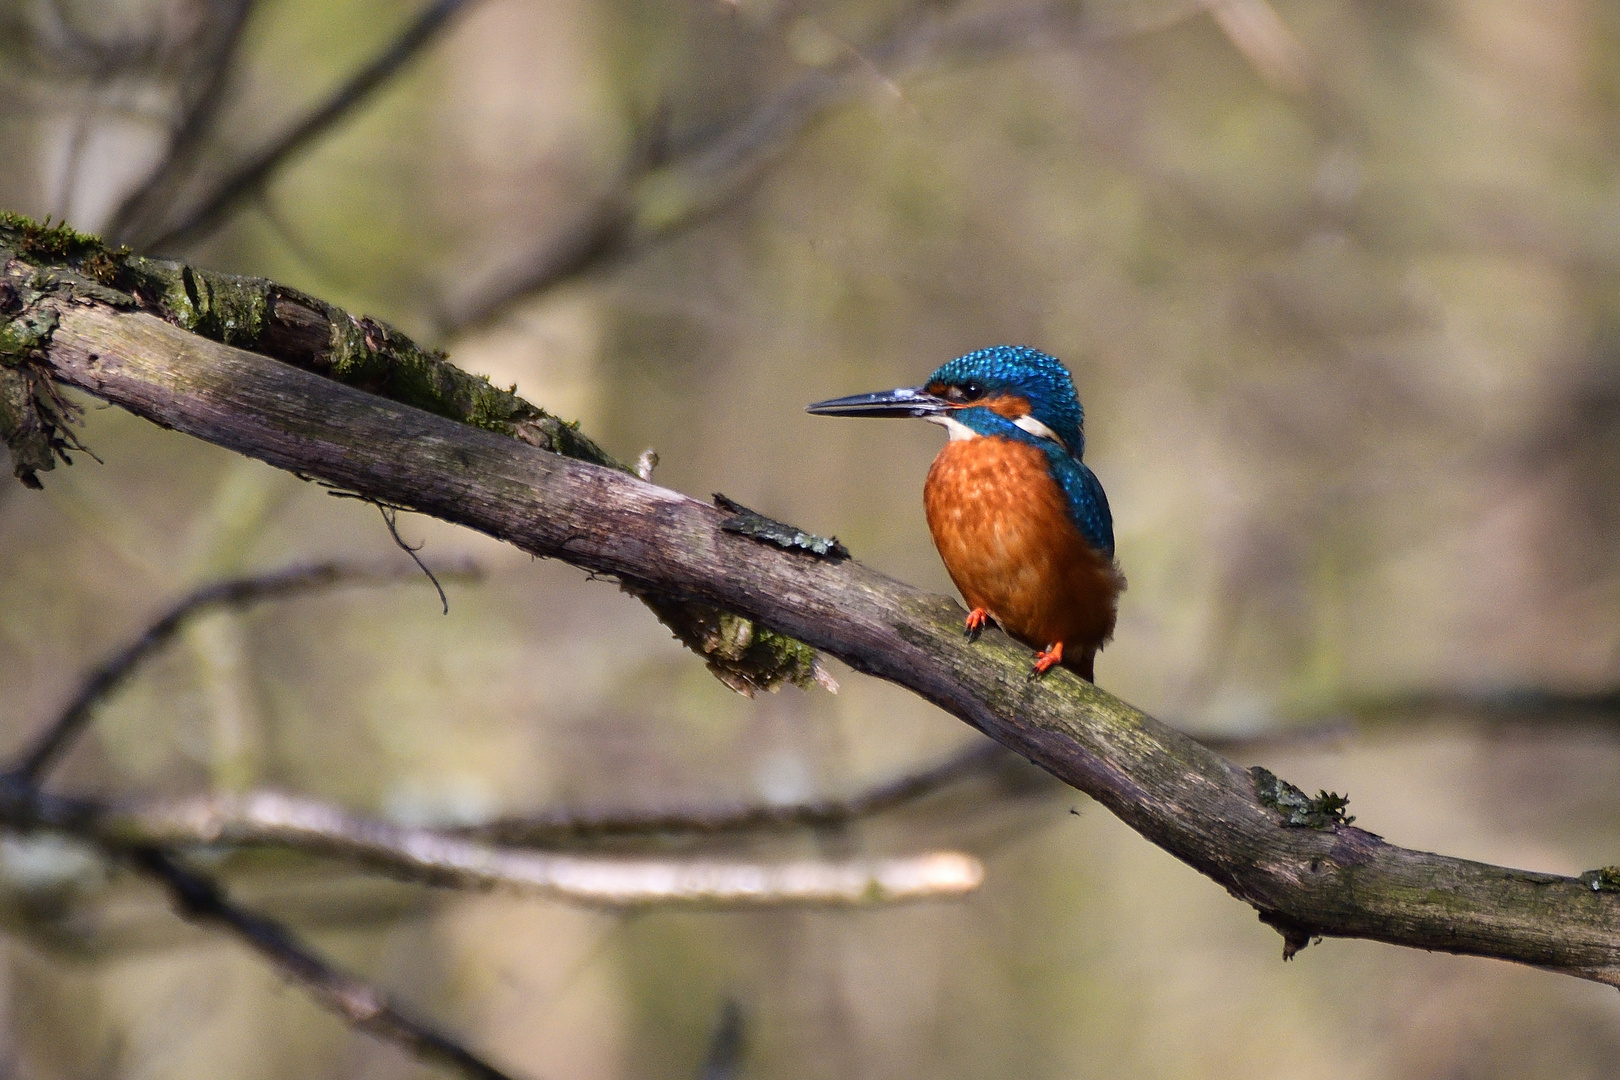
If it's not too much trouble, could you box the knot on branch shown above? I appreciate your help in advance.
[128,257,268,346]
[1250,766,1355,829]
[1257,909,1321,960]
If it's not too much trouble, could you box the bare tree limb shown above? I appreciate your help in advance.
[129,846,526,1080]
[138,0,481,253]
[12,271,1620,986]
[1,779,986,907]
[4,561,480,785]
[91,791,987,906]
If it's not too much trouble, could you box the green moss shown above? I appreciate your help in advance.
[121,258,269,348]
[0,305,57,366]
[0,213,821,689]
[0,367,54,487]
[0,212,106,263]
[114,255,623,469]
[0,285,66,487]
[1251,766,1355,829]
[640,595,823,696]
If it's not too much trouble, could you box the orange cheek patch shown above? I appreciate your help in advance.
[979,395,1031,420]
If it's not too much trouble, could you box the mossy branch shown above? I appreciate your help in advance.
[7,214,1620,988]
[0,213,820,694]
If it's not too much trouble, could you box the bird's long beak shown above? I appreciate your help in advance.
[805,386,948,418]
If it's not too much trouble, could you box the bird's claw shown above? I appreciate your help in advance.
[964,607,991,640]
[1030,642,1063,678]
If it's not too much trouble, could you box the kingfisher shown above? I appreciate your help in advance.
[808,346,1123,682]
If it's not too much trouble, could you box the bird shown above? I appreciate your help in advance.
[807,345,1123,682]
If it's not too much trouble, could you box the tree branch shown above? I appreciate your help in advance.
[0,221,826,692]
[79,790,986,906]
[6,233,1620,985]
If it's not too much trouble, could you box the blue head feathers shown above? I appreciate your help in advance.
[805,344,1114,554]
[925,345,1087,458]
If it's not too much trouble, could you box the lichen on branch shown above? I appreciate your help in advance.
[1250,766,1355,829]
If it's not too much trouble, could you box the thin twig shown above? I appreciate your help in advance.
[1194,686,1620,755]
[374,502,449,614]
[143,0,481,252]
[1205,0,1311,95]
[4,561,480,784]
[129,846,525,1080]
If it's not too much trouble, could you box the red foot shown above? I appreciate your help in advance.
[1032,642,1064,676]
[964,608,991,638]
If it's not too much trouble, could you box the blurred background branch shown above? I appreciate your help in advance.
[0,542,989,1078]
[8,560,483,784]
[121,0,482,252]
[131,846,526,1080]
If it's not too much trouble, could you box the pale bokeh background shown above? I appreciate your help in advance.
[2,0,1620,1076]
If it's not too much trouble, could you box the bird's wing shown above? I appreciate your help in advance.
[1047,449,1115,557]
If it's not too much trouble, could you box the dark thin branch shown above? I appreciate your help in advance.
[103,0,261,244]
[373,502,449,613]
[697,999,746,1080]
[129,847,524,1080]
[4,561,480,785]
[462,740,1016,845]
[141,0,481,253]
[1195,687,1620,755]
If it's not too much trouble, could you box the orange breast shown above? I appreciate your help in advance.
[923,437,1123,679]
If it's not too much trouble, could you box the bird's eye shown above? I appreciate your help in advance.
[944,382,983,403]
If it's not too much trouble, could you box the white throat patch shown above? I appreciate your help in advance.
[1013,414,1067,449]
[926,414,979,442]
